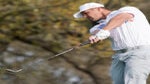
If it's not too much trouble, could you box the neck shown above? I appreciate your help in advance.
[101,9,111,19]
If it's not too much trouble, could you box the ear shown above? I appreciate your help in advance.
[97,7,102,12]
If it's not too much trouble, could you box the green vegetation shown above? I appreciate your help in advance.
[0,0,149,84]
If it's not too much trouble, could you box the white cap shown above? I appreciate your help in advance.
[73,2,104,18]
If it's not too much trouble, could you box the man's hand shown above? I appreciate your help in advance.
[89,29,110,43]
[89,35,99,43]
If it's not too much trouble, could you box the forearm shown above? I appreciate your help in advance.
[89,13,133,43]
[103,13,133,31]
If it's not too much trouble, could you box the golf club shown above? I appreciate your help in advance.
[5,68,23,73]
[1,40,90,73]
[0,65,23,73]
[48,40,91,60]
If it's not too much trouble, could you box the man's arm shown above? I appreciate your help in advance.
[103,13,134,30]
[89,13,134,43]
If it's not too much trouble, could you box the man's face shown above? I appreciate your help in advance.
[81,8,103,21]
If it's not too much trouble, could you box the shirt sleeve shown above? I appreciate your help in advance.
[106,6,140,23]
[89,22,106,35]
[89,24,100,35]
[118,6,140,17]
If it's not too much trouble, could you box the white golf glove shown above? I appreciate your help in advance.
[95,29,110,40]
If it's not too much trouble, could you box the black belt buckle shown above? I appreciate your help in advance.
[117,46,140,53]
[120,49,127,53]
[117,49,127,53]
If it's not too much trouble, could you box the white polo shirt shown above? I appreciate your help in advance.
[90,6,150,50]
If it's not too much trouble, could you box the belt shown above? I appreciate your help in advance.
[116,45,150,53]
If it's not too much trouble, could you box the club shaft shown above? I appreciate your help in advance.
[48,40,91,60]
[48,48,74,60]
[79,40,90,46]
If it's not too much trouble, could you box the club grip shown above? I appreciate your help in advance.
[79,40,91,46]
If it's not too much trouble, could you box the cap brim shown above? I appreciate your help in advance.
[73,11,83,18]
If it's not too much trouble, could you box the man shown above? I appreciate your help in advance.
[73,2,150,84]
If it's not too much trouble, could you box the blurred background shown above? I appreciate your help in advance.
[0,0,150,84]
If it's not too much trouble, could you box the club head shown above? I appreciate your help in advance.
[5,68,23,73]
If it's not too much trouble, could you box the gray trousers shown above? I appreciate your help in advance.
[110,45,150,84]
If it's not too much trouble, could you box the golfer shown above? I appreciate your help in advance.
[73,2,150,84]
